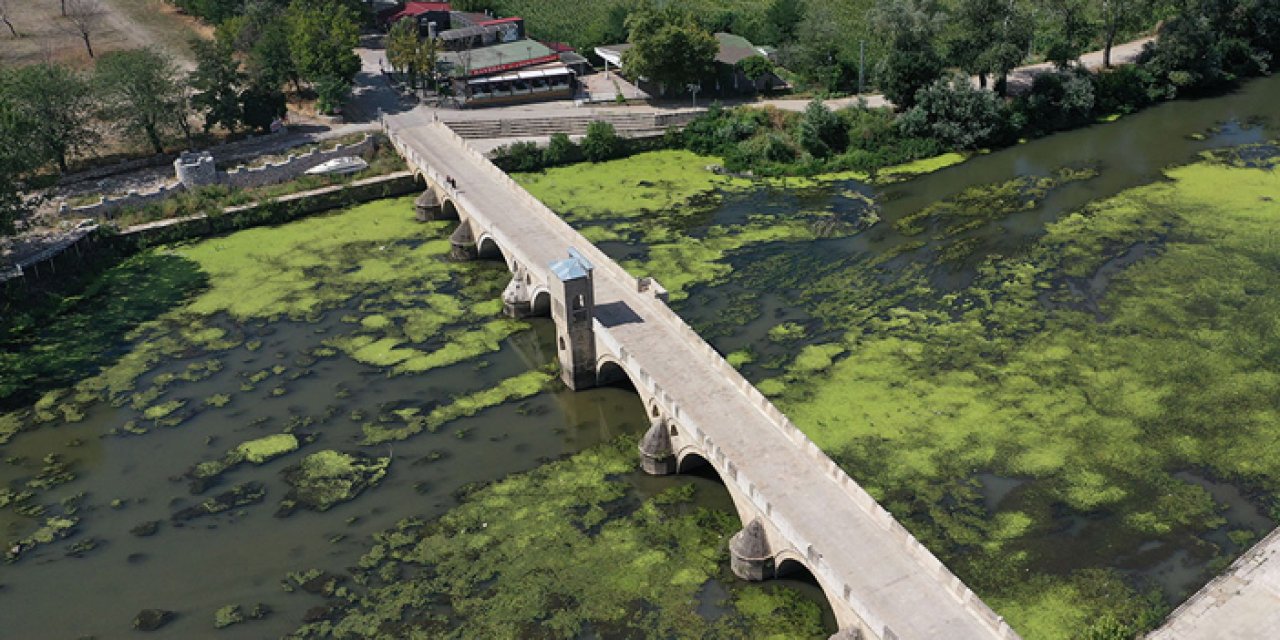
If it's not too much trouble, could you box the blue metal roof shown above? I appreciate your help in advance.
[550,248,593,281]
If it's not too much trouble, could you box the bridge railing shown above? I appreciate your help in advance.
[384,115,1021,640]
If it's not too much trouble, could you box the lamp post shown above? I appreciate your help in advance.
[687,83,701,108]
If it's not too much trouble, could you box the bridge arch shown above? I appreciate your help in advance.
[476,232,505,262]
[440,197,460,220]
[530,288,551,316]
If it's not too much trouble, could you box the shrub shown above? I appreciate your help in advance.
[581,121,624,162]
[1015,70,1096,136]
[1092,65,1154,116]
[542,133,579,166]
[897,75,1013,150]
[493,141,543,172]
[797,99,847,158]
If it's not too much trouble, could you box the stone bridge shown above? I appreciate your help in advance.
[381,113,1022,640]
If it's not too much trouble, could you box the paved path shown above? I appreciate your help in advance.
[385,115,1019,640]
[1146,528,1280,639]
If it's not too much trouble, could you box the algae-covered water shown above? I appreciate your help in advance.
[3,75,1280,639]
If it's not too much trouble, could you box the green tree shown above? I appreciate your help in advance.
[871,0,946,109]
[736,55,776,91]
[781,2,852,93]
[95,48,187,154]
[1042,0,1094,67]
[1,63,98,173]
[240,81,287,132]
[249,22,298,90]
[945,0,1033,94]
[763,0,805,45]
[287,0,360,113]
[621,7,718,94]
[581,121,624,162]
[0,93,42,235]
[191,36,245,132]
[1095,0,1151,68]
[797,99,847,158]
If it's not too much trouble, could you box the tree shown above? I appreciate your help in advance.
[871,0,946,109]
[1,64,98,173]
[621,7,718,94]
[737,55,775,91]
[1042,0,1094,68]
[64,0,102,58]
[386,18,440,90]
[945,0,1033,93]
[96,48,187,154]
[190,37,245,132]
[287,0,360,113]
[582,121,624,162]
[797,99,847,158]
[1095,0,1150,68]
[0,90,43,235]
[764,0,804,45]
[897,74,1011,149]
[543,132,578,166]
[781,2,852,93]
[240,81,287,132]
[1,0,19,37]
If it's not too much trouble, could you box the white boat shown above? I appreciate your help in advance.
[304,156,369,176]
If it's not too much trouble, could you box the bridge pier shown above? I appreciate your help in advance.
[638,418,677,475]
[449,222,478,260]
[502,269,535,318]
[729,518,776,581]
[414,189,441,221]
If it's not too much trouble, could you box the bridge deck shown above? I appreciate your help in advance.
[385,115,1012,639]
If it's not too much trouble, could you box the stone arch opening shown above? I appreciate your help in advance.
[774,557,840,633]
[440,198,460,220]
[596,359,635,390]
[530,290,551,317]
[476,235,505,261]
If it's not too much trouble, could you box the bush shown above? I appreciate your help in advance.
[897,75,1013,150]
[797,99,847,158]
[1015,70,1096,136]
[493,141,543,172]
[1092,66,1154,116]
[543,133,579,166]
[582,121,624,162]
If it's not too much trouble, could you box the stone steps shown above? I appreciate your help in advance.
[444,111,700,139]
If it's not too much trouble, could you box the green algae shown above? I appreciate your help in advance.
[761,150,1280,636]
[213,604,244,629]
[5,516,79,563]
[362,370,555,444]
[193,433,302,482]
[895,167,1100,239]
[278,451,391,515]
[290,438,827,639]
[515,150,751,224]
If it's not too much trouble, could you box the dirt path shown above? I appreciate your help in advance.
[99,0,201,70]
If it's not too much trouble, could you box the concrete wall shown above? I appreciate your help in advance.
[221,134,375,189]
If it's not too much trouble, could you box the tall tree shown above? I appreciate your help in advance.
[287,0,360,113]
[1096,0,1150,67]
[781,2,851,93]
[386,18,419,84]
[95,48,187,154]
[1042,0,1094,68]
[621,7,718,94]
[2,64,98,173]
[764,0,805,45]
[945,0,1033,94]
[0,89,43,235]
[871,0,946,109]
[191,36,245,132]
[63,0,102,58]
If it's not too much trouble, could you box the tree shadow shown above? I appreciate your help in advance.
[0,252,207,410]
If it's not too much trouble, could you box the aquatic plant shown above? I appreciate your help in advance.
[278,451,391,515]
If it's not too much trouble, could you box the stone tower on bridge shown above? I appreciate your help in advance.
[550,248,597,390]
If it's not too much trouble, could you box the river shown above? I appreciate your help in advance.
[2,75,1279,639]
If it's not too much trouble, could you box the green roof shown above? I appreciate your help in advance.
[439,40,557,78]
